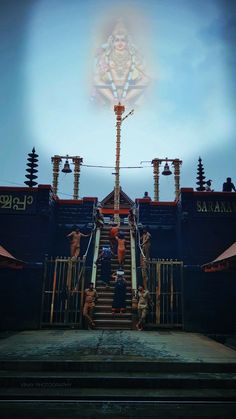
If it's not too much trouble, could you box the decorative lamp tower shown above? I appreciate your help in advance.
[24,147,38,187]
[51,155,83,198]
[196,157,206,191]
[113,102,125,223]
[51,155,62,196]
[151,158,182,201]
[72,157,83,200]
[152,159,161,201]
[173,158,182,199]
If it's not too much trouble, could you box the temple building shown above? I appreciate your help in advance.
[0,173,236,334]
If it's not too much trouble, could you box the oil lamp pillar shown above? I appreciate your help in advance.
[152,158,160,202]
[51,155,61,195]
[173,159,182,200]
[72,157,83,200]
[114,102,125,224]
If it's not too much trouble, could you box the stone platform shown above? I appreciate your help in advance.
[0,330,236,418]
[0,329,236,362]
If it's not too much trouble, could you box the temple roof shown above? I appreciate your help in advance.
[100,188,134,208]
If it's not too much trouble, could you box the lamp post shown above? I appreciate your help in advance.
[113,103,134,224]
[114,102,125,224]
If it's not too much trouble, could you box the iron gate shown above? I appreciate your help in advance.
[146,260,183,327]
[40,257,86,327]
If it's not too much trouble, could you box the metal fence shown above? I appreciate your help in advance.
[40,257,86,327]
[139,259,183,327]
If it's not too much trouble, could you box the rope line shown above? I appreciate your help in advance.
[81,164,144,169]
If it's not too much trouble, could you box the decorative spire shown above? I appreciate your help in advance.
[196,157,206,191]
[24,147,38,187]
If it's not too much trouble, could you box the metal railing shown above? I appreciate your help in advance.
[91,227,101,286]
[40,225,96,328]
[145,259,183,327]
[135,222,148,288]
[130,228,137,293]
[134,218,183,327]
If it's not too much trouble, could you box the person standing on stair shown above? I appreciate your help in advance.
[141,227,151,260]
[109,223,119,256]
[95,208,104,229]
[136,285,151,331]
[96,246,112,288]
[112,270,127,314]
[128,209,136,236]
[116,231,126,268]
[66,228,91,259]
[83,282,98,329]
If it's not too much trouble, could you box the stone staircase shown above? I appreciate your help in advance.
[1,330,236,417]
[0,359,236,417]
[94,226,133,330]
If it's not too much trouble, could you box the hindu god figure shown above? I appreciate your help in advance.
[91,19,150,107]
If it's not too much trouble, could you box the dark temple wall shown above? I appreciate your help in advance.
[0,186,97,330]
[53,197,96,258]
[137,190,236,266]
[183,267,236,334]
[181,189,236,333]
[0,185,56,262]
[137,190,236,334]
[0,266,43,330]
[136,199,179,260]
[179,189,236,265]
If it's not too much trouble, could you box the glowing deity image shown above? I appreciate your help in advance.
[91,19,150,107]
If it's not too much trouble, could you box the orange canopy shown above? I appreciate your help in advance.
[202,242,236,272]
[0,245,25,269]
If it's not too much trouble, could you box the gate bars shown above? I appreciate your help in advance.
[40,257,86,327]
[145,260,183,327]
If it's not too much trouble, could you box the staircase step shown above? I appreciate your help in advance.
[96,286,132,291]
[1,360,236,374]
[96,291,132,297]
[96,280,132,284]
[96,299,132,304]
[95,225,133,330]
[95,305,132,311]
[94,326,132,330]
[94,312,132,318]
[94,320,133,328]
[98,268,132,272]
[0,372,235,389]
[99,239,130,243]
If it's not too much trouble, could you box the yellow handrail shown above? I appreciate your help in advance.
[91,228,101,286]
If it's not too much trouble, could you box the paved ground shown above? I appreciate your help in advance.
[0,330,236,363]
